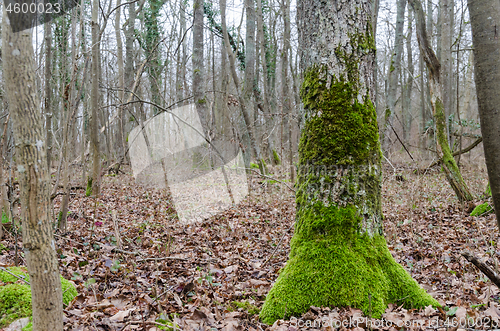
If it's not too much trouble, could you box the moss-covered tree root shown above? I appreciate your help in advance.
[259,204,439,324]
[0,267,77,327]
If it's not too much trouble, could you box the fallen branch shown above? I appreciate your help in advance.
[136,256,188,262]
[0,266,30,285]
[461,251,500,288]
[248,168,295,192]
[427,137,483,168]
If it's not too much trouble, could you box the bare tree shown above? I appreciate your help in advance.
[90,0,101,196]
[220,0,265,174]
[382,0,406,151]
[409,0,473,202]
[2,11,63,329]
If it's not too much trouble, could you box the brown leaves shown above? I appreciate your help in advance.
[1,164,499,330]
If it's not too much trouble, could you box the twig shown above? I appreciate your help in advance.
[389,123,414,160]
[136,256,188,262]
[112,210,122,249]
[247,168,295,192]
[0,266,30,285]
[427,137,483,168]
[462,251,500,288]
[262,222,294,267]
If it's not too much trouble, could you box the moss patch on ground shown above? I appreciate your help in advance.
[471,202,494,217]
[259,204,439,324]
[0,267,77,327]
[228,300,260,316]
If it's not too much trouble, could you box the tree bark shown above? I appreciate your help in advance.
[260,0,437,323]
[468,0,500,230]
[90,0,101,196]
[115,0,126,160]
[403,9,415,143]
[255,0,276,164]
[220,0,265,175]
[382,0,406,152]
[440,0,453,144]
[244,0,256,122]
[45,18,53,170]
[409,0,473,202]
[193,0,209,133]
[0,114,10,239]
[280,0,294,180]
[2,11,63,329]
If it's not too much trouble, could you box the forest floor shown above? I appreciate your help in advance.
[1,158,499,331]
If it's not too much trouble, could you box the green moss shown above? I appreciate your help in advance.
[22,321,32,331]
[259,204,439,324]
[434,98,473,201]
[272,149,281,165]
[1,211,9,224]
[299,66,379,166]
[0,243,6,253]
[86,176,93,197]
[260,25,437,324]
[470,202,494,217]
[0,267,78,327]
[230,301,260,316]
[389,61,395,73]
[250,162,259,169]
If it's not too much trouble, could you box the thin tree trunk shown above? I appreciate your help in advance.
[382,0,406,152]
[45,18,53,170]
[404,9,415,143]
[281,0,293,180]
[220,0,265,175]
[3,10,63,329]
[59,17,79,231]
[245,0,256,125]
[90,0,101,196]
[256,0,276,163]
[410,0,473,202]
[0,114,10,238]
[115,0,126,160]
[193,0,209,132]
[440,0,452,145]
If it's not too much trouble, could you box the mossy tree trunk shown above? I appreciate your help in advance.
[409,0,473,202]
[2,11,63,329]
[468,0,500,230]
[260,0,438,324]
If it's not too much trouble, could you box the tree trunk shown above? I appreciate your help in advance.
[90,0,101,196]
[0,114,10,238]
[260,0,437,323]
[45,18,53,170]
[2,11,63,329]
[468,0,500,229]
[440,0,452,145]
[255,0,276,164]
[220,0,265,175]
[193,0,209,133]
[382,0,406,152]
[115,0,126,160]
[281,0,294,180]
[244,0,256,123]
[409,0,473,202]
[403,9,415,143]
